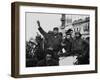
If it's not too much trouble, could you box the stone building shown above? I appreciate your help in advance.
[72,17,90,39]
[59,14,89,39]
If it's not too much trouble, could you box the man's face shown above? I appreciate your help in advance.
[66,35,71,39]
[53,29,58,34]
[46,54,52,61]
[75,33,80,38]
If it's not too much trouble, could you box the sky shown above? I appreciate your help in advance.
[26,12,88,41]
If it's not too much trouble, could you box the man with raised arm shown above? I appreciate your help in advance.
[37,20,62,61]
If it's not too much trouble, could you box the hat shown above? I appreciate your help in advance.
[66,29,73,35]
[53,27,59,30]
[67,29,73,33]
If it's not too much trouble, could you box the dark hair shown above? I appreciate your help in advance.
[53,27,59,30]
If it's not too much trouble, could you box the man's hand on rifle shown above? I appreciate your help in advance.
[37,20,41,28]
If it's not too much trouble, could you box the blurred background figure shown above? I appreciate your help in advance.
[26,38,38,67]
[61,29,73,56]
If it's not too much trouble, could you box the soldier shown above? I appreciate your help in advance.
[72,32,89,65]
[26,39,38,67]
[37,50,59,66]
[37,20,62,61]
[61,32,72,56]
[78,37,89,64]
[34,34,45,61]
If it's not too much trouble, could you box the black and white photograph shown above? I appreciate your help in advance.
[11,2,97,77]
[26,13,90,67]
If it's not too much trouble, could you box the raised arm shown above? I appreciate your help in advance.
[37,20,47,38]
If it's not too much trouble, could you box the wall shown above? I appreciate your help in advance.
[0,0,99,80]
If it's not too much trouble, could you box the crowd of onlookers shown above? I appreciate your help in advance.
[26,21,89,67]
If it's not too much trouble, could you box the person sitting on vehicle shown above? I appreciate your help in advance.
[37,49,59,66]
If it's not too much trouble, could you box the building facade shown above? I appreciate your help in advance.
[72,17,90,39]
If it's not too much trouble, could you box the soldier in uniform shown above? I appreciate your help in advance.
[61,32,72,56]
[37,20,62,62]
[34,35,45,61]
[37,50,59,66]
[72,32,89,64]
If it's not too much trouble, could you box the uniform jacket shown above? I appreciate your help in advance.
[38,27,62,51]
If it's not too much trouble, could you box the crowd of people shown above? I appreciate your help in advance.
[26,20,89,67]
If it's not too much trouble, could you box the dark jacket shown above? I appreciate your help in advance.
[38,27,62,51]
[71,38,85,55]
[72,38,89,64]
[62,38,72,53]
[77,40,89,64]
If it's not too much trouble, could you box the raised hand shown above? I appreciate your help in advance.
[37,20,41,27]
